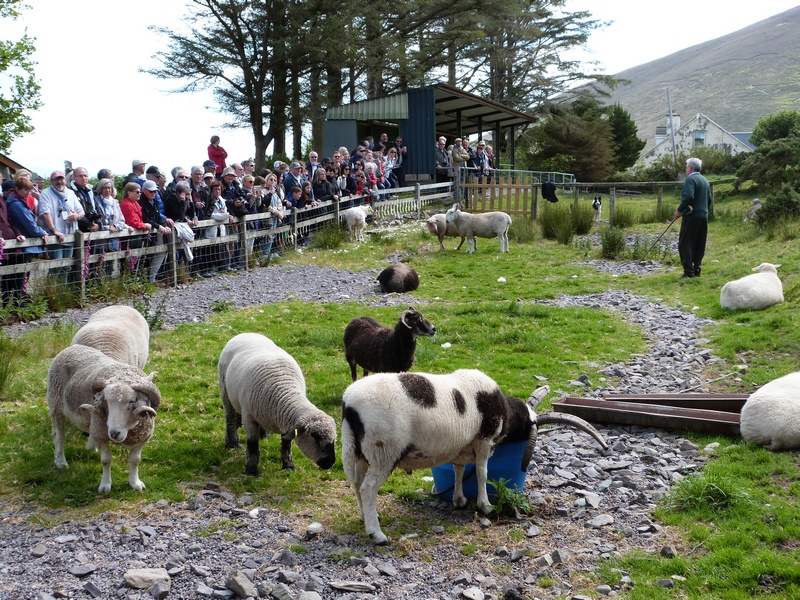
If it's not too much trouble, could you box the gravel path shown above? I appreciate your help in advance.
[0,257,732,600]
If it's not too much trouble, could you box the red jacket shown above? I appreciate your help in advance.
[120,197,148,231]
[208,144,228,175]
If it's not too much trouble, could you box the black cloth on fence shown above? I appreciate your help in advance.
[542,181,559,203]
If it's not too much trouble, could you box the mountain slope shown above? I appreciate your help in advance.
[598,6,800,152]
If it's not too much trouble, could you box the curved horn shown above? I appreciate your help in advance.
[400,309,413,329]
[133,405,157,418]
[536,411,609,450]
[132,381,162,412]
[526,385,550,411]
[521,423,538,471]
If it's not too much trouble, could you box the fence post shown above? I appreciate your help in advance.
[238,216,248,271]
[533,183,539,220]
[657,186,663,214]
[167,230,178,284]
[75,231,86,303]
[291,208,297,247]
[415,183,421,219]
[573,185,579,208]
[709,183,715,220]
[609,187,616,225]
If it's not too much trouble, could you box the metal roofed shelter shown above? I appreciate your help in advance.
[323,83,537,182]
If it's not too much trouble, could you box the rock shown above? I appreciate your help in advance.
[586,514,615,529]
[68,564,97,577]
[149,579,171,600]
[226,570,258,598]
[462,586,484,599]
[124,568,170,589]
[661,545,678,558]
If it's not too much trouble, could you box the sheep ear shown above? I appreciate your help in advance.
[79,403,100,414]
[146,371,157,381]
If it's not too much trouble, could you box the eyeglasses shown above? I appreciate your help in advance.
[177,175,189,179]
[131,190,142,194]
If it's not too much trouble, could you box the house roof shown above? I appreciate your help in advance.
[325,83,537,137]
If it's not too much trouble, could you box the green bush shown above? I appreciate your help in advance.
[755,184,800,228]
[508,216,537,243]
[600,226,626,258]
[553,219,574,245]
[570,203,595,235]
[310,220,349,250]
[610,205,635,229]
[539,203,570,240]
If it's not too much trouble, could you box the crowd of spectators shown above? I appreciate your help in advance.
[0,133,411,306]
[435,136,496,184]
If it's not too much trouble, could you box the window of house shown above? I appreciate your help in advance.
[693,130,706,146]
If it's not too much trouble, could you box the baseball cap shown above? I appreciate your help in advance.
[132,159,147,168]
[356,146,365,152]
[146,165,163,176]
[290,161,302,169]
[222,166,236,177]
[273,160,283,169]
[203,172,215,180]
[203,159,217,169]
[142,180,158,192]
[2,180,15,192]
[50,170,66,180]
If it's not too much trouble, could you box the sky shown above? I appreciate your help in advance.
[7,0,800,178]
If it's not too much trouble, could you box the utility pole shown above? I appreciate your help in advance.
[667,89,678,175]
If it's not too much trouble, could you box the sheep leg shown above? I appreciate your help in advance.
[51,411,69,469]
[128,444,146,491]
[280,430,296,470]
[362,368,369,379]
[347,357,358,382]
[452,464,468,509]
[243,415,261,476]
[221,387,240,449]
[474,448,494,515]
[360,468,391,545]
[501,231,509,253]
[455,236,465,251]
[98,441,113,493]
[466,236,475,254]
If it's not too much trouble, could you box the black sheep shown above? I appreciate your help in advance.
[343,307,436,381]
[377,263,419,293]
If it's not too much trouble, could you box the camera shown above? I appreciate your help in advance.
[87,211,103,223]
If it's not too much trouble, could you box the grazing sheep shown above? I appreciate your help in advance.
[343,205,374,242]
[343,306,435,382]
[47,345,161,493]
[426,213,468,251]
[377,263,419,293]
[740,371,800,450]
[720,263,783,310]
[71,305,149,369]
[342,370,608,544]
[445,203,511,254]
[218,333,336,475]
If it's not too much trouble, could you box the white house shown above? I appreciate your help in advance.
[639,112,753,166]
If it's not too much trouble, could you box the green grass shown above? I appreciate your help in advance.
[1,190,799,596]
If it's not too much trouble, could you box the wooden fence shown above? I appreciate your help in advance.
[0,181,451,303]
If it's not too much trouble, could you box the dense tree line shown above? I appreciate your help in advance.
[146,0,613,170]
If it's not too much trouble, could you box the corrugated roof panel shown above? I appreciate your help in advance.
[326,93,409,121]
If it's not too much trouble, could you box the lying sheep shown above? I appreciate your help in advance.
[720,263,783,310]
[426,213,468,251]
[342,370,608,544]
[343,306,435,382]
[218,333,336,475]
[343,205,374,242]
[48,345,161,493]
[445,203,511,254]
[377,263,419,293]
[71,305,150,369]
[740,371,800,450]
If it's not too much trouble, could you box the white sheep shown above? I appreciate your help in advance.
[426,213,467,251]
[218,333,336,475]
[343,205,374,242]
[341,369,608,544]
[71,305,150,369]
[740,371,800,450]
[47,345,161,493]
[720,263,783,310]
[445,203,511,254]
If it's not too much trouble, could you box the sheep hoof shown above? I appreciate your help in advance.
[281,462,296,471]
[452,496,468,509]
[54,459,69,469]
[130,479,146,491]
[98,483,111,493]
[370,532,389,546]
[478,502,494,516]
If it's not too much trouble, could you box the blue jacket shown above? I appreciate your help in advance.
[6,193,49,254]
